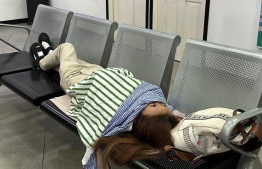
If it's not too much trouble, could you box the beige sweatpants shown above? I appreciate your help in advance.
[39,43,103,91]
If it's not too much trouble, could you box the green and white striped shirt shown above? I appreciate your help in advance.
[66,68,142,147]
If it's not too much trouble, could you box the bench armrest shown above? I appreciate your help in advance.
[221,108,262,158]
[0,24,31,51]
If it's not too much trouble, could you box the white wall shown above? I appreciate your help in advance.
[1,0,261,53]
[0,0,27,21]
[0,0,106,22]
[49,0,106,19]
[207,0,262,52]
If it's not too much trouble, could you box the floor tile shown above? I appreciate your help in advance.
[0,46,4,53]
[0,26,15,37]
[2,45,23,53]
[42,116,85,169]
[8,35,28,47]
[0,36,11,47]
[0,86,45,169]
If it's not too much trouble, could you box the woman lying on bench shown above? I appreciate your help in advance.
[30,33,184,169]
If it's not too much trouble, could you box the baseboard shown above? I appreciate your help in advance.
[0,18,28,24]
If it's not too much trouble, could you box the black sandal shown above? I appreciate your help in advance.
[38,32,53,55]
[29,42,45,69]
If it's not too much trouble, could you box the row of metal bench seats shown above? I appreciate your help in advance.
[1,4,262,169]
[0,4,181,169]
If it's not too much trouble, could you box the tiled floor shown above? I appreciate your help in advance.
[0,22,261,169]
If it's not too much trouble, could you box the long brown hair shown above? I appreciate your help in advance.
[92,113,179,168]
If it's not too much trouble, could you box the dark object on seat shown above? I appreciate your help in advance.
[26,0,48,25]
[197,152,241,169]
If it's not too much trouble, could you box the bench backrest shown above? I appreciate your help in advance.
[24,4,73,52]
[108,24,181,97]
[65,13,118,67]
[169,39,262,115]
